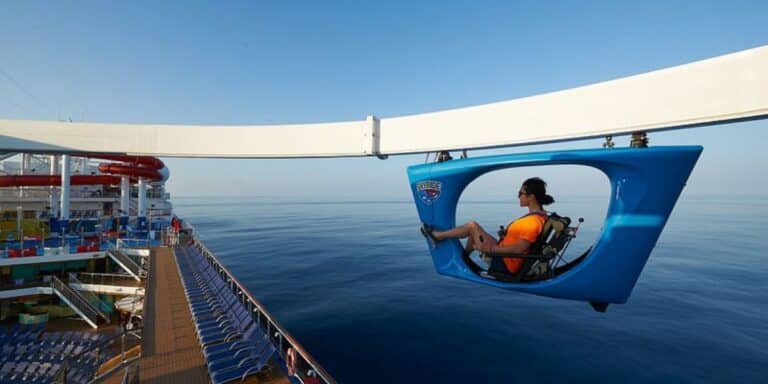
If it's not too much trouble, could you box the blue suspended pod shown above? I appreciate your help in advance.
[408,146,702,307]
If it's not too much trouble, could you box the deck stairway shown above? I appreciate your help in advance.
[50,275,110,328]
[68,273,115,313]
[107,249,145,281]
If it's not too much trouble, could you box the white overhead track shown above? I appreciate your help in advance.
[0,45,766,158]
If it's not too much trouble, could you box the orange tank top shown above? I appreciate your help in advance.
[499,213,546,273]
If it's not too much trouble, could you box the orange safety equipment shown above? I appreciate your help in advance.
[498,212,547,273]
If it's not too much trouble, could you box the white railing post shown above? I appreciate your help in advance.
[49,154,59,218]
[120,175,130,230]
[60,155,71,238]
[137,178,147,231]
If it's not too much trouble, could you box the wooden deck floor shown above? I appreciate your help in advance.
[139,247,210,384]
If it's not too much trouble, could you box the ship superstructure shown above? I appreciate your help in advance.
[0,153,331,383]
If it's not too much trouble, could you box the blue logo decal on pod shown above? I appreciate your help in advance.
[416,181,442,205]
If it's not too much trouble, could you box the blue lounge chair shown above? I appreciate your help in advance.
[209,343,276,384]
[205,331,270,368]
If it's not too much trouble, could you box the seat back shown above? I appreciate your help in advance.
[533,212,570,247]
[522,213,572,279]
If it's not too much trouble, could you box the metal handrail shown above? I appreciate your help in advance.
[0,278,50,291]
[76,272,142,287]
[189,235,336,384]
[0,187,120,199]
[62,328,144,384]
[50,275,106,325]
[107,249,143,277]
[68,273,113,313]
[121,361,141,384]
[116,238,151,249]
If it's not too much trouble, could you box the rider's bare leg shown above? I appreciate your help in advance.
[433,221,496,246]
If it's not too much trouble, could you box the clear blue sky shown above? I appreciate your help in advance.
[1,1,766,200]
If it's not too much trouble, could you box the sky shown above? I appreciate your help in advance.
[1,1,766,200]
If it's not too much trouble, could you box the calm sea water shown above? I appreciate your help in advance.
[175,195,767,383]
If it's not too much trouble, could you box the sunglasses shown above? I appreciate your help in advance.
[518,190,530,197]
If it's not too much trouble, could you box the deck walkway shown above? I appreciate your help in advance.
[139,247,210,384]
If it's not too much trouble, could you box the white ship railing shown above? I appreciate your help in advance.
[0,187,120,200]
[116,238,151,250]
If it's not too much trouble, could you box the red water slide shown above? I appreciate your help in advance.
[0,155,165,187]
[89,155,165,170]
[98,163,162,180]
[0,175,121,187]
[93,155,164,181]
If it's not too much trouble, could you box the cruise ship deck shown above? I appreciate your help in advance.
[139,247,209,383]
[132,240,332,384]
[0,154,334,383]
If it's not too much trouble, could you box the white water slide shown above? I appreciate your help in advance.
[1,46,767,157]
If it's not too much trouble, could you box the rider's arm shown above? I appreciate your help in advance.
[489,239,532,255]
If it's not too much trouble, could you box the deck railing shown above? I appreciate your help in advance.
[60,328,143,384]
[189,234,336,384]
[162,227,180,246]
[0,187,121,200]
[0,278,49,291]
[121,362,141,384]
[75,272,142,287]
[116,238,152,250]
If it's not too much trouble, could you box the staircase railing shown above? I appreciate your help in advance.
[107,249,145,280]
[69,273,114,313]
[50,275,109,328]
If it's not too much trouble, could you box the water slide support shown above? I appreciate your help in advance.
[120,175,129,229]
[19,153,27,198]
[137,177,147,230]
[59,154,71,235]
[49,155,59,218]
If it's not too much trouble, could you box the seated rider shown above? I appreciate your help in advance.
[421,177,555,275]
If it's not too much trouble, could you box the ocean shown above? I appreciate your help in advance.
[175,195,767,383]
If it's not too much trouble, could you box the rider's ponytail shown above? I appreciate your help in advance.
[522,177,555,206]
